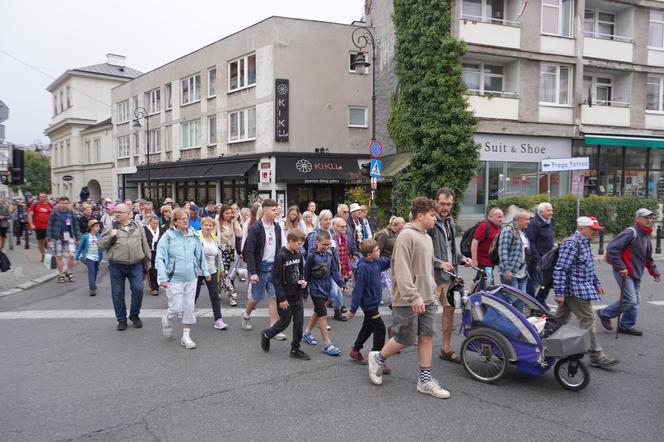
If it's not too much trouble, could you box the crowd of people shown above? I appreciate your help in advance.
[1,188,660,399]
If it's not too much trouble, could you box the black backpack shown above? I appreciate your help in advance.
[536,238,580,289]
[460,220,490,258]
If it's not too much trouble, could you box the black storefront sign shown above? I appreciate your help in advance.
[276,156,366,184]
[275,79,289,142]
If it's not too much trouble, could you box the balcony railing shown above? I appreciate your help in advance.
[585,99,630,108]
[583,31,632,43]
[467,89,519,99]
[461,15,521,28]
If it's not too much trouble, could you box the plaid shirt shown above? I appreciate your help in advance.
[498,224,526,274]
[553,231,601,302]
[336,231,352,277]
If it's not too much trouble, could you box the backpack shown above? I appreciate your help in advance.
[605,227,637,265]
[488,225,517,265]
[460,220,490,258]
[536,237,580,289]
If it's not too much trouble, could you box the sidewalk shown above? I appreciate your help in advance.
[0,239,58,295]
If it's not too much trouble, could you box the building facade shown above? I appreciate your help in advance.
[368,0,664,219]
[44,54,141,200]
[111,16,372,211]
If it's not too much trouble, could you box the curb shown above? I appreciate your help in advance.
[0,271,59,298]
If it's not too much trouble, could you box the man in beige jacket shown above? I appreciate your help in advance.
[367,197,450,399]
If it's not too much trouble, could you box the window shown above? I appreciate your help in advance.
[85,141,91,163]
[165,125,172,152]
[228,53,256,92]
[647,76,664,111]
[462,0,505,24]
[650,10,664,48]
[118,136,130,158]
[348,106,368,127]
[66,86,71,108]
[208,115,217,145]
[584,10,615,39]
[181,120,202,148]
[462,63,505,95]
[181,73,201,105]
[208,68,217,97]
[145,88,161,114]
[53,95,58,115]
[133,133,140,155]
[583,75,613,106]
[542,0,572,37]
[147,129,161,153]
[228,108,256,142]
[165,83,173,110]
[94,139,101,163]
[117,100,129,123]
[540,64,571,105]
[59,91,64,112]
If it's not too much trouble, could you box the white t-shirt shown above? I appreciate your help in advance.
[262,222,277,263]
[514,231,529,279]
[201,236,219,275]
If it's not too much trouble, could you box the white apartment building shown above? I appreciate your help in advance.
[368,0,664,218]
[111,16,372,210]
[44,54,141,201]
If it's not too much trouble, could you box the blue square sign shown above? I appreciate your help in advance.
[370,159,382,178]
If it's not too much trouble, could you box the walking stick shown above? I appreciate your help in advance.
[615,275,626,339]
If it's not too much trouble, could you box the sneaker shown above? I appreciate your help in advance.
[290,348,311,360]
[333,312,348,322]
[116,321,128,331]
[229,296,238,307]
[128,315,142,328]
[241,315,253,331]
[367,351,384,385]
[274,332,287,341]
[617,327,643,336]
[151,289,159,296]
[89,288,96,297]
[417,378,450,399]
[162,316,173,339]
[214,318,228,330]
[597,311,613,331]
[261,330,270,352]
[181,335,196,349]
[350,349,367,365]
[589,353,620,369]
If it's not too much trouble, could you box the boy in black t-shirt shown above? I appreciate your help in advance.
[261,228,310,360]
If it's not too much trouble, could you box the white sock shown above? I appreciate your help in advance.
[243,312,251,320]
[183,328,191,338]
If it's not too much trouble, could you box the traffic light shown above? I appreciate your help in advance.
[11,148,24,185]
[361,161,370,177]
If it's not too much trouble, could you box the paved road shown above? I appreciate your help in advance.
[1,262,663,441]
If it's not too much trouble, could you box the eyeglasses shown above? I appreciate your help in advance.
[176,217,188,221]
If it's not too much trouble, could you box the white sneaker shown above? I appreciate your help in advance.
[229,296,238,307]
[162,316,173,340]
[416,378,450,399]
[214,318,228,330]
[274,332,287,341]
[181,335,196,349]
[326,324,331,331]
[241,315,253,330]
[367,351,383,385]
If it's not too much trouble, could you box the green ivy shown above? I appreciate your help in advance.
[388,0,479,216]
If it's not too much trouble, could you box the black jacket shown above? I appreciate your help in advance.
[271,247,305,303]
[244,219,282,276]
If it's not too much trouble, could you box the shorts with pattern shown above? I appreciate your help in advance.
[53,239,76,257]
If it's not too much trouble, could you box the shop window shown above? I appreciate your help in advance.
[461,162,486,215]
[505,162,539,197]
[598,146,623,196]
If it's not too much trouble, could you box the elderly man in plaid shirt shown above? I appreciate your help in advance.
[553,216,619,369]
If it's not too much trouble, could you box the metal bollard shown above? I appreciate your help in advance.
[598,229,605,256]
[657,225,662,255]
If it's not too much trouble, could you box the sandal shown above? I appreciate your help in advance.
[65,273,76,282]
[303,334,318,346]
[439,349,462,364]
[322,344,341,356]
[58,275,65,283]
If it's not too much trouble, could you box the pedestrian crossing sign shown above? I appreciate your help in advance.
[370,159,382,178]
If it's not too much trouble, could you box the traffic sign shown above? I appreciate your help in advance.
[541,157,590,173]
[370,159,382,177]
[369,140,383,159]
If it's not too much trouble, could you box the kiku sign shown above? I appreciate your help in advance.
[275,79,289,142]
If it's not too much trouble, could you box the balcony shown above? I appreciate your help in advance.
[459,17,521,50]
[584,33,633,63]
[581,102,630,127]
[466,91,519,120]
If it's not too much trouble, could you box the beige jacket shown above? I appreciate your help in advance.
[98,219,152,267]
[391,223,437,307]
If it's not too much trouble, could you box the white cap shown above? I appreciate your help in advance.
[577,216,602,230]
[635,208,656,218]
[349,203,362,213]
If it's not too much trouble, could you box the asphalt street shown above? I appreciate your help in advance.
[1,262,663,442]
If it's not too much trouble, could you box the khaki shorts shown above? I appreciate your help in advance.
[436,283,452,307]
[391,303,436,346]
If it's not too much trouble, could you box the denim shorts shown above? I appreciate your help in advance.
[249,261,276,302]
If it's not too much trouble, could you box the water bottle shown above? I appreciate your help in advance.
[484,266,493,285]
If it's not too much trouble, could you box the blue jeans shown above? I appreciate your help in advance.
[109,262,144,322]
[500,274,527,312]
[599,271,641,330]
[85,258,99,289]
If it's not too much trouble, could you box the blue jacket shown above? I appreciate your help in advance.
[304,249,346,299]
[155,227,209,284]
[525,215,554,264]
[74,232,103,262]
[350,257,391,314]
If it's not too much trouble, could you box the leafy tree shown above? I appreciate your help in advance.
[12,149,51,196]
[387,0,479,215]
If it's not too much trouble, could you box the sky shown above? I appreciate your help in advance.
[0,0,364,146]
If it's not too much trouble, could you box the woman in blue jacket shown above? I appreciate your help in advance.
[156,208,210,349]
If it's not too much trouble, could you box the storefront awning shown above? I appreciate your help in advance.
[584,135,664,148]
[125,159,257,182]
[380,152,411,178]
[206,160,256,179]
[125,168,170,182]
[166,164,213,181]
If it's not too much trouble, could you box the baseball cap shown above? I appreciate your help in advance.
[106,204,116,211]
[577,216,602,230]
[635,208,656,218]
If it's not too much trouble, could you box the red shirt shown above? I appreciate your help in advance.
[29,201,52,229]
[473,220,501,267]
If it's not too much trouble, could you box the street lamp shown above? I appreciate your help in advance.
[133,106,151,202]
[351,25,378,233]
